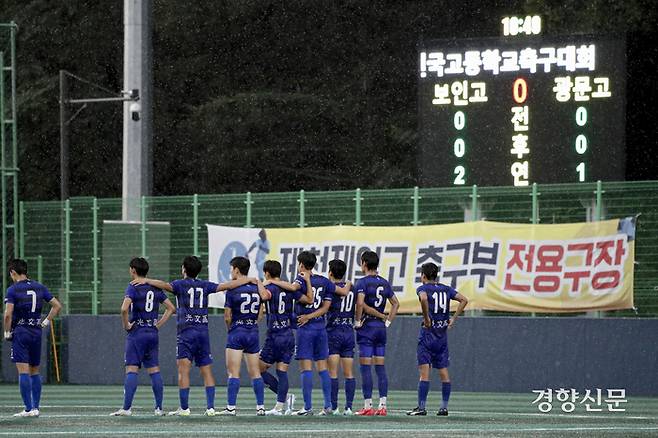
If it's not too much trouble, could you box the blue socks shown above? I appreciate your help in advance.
[375,364,388,398]
[276,369,289,404]
[30,375,42,410]
[441,382,451,409]
[418,380,430,409]
[122,372,138,410]
[345,377,356,409]
[179,387,190,410]
[301,370,313,410]
[261,371,279,394]
[360,364,373,399]
[252,378,265,406]
[205,386,215,409]
[227,377,240,407]
[331,378,339,410]
[18,373,32,412]
[149,372,164,410]
[319,370,332,409]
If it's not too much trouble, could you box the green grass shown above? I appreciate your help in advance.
[0,384,656,437]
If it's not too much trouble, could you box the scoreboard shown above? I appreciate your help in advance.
[417,17,626,187]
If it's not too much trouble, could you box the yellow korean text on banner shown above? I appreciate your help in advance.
[207,217,635,313]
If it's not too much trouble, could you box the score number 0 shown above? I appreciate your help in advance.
[453,111,466,185]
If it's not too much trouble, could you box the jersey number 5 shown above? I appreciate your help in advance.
[374,286,385,307]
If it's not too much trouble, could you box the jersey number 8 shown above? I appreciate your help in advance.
[145,290,155,312]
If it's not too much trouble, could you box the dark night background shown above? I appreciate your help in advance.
[2,0,657,200]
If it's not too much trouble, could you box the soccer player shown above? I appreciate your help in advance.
[258,260,306,415]
[407,262,468,416]
[218,256,272,416]
[354,250,400,416]
[110,257,176,416]
[132,255,255,416]
[3,259,62,417]
[326,259,356,415]
[268,250,336,415]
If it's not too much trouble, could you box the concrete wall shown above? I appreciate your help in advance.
[60,315,658,395]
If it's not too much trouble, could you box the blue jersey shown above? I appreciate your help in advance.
[354,275,394,328]
[416,283,458,333]
[294,274,335,329]
[264,283,297,333]
[225,283,261,331]
[125,283,168,331]
[4,279,53,333]
[327,281,355,328]
[171,278,218,332]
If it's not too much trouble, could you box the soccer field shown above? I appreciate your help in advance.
[0,385,656,437]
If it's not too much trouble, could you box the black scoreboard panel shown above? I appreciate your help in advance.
[417,36,626,187]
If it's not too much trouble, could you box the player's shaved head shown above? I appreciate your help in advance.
[297,251,316,270]
[421,262,439,281]
[329,259,347,280]
[230,256,250,275]
[182,255,202,278]
[129,257,149,277]
[361,250,379,270]
[263,260,281,278]
[8,258,28,275]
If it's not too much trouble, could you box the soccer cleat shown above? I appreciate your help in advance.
[167,407,191,416]
[319,408,333,416]
[256,408,265,416]
[204,408,216,416]
[294,408,314,416]
[154,408,164,416]
[109,408,132,416]
[407,406,427,416]
[355,407,376,416]
[343,407,354,416]
[265,407,284,416]
[332,408,342,416]
[437,408,448,416]
[29,409,40,417]
[374,407,387,416]
[217,408,236,416]
[13,410,38,418]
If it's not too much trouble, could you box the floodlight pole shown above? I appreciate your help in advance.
[123,0,152,221]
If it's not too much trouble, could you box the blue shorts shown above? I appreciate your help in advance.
[11,329,42,366]
[226,327,260,354]
[260,330,295,364]
[328,326,355,358]
[177,327,213,367]
[356,324,387,358]
[417,328,449,369]
[125,328,159,368]
[295,326,329,361]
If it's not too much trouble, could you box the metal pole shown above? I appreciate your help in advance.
[140,195,147,257]
[122,0,153,221]
[10,23,18,260]
[354,188,363,226]
[36,255,43,284]
[411,186,420,226]
[470,184,478,222]
[192,194,199,256]
[59,70,69,201]
[0,52,6,295]
[245,192,253,228]
[595,180,603,222]
[64,199,71,313]
[531,182,539,224]
[91,197,99,315]
[298,190,306,228]
[18,200,24,258]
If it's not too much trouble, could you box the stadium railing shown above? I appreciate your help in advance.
[15,180,658,317]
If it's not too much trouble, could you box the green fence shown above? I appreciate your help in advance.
[14,181,658,316]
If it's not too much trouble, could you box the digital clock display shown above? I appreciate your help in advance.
[417,35,626,187]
